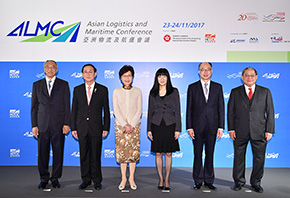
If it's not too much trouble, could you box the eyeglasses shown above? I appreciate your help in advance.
[83,71,95,74]
[243,74,256,78]
[199,68,212,72]
[45,66,57,70]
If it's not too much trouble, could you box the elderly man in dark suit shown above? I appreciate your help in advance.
[71,64,110,190]
[228,67,275,193]
[31,60,70,189]
[186,62,224,190]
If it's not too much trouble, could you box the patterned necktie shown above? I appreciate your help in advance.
[248,88,253,100]
[87,86,91,105]
[204,83,208,95]
[48,80,52,95]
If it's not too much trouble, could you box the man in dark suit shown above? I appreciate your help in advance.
[228,67,275,193]
[71,64,110,190]
[31,60,70,189]
[186,62,224,190]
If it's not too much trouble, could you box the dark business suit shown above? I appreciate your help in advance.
[71,82,110,184]
[227,85,274,186]
[186,80,224,184]
[31,78,70,182]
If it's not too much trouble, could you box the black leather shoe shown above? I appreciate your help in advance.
[233,184,242,191]
[38,182,48,189]
[158,185,164,190]
[251,185,263,193]
[204,183,217,190]
[52,180,60,188]
[94,183,102,190]
[164,186,171,191]
[193,183,202,189]
[79,181,92,190]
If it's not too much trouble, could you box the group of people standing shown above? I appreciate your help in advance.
[31,60,274,193]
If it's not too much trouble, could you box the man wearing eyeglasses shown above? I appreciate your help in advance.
[228,67,275,193]
[186,62,225,190]
[31,60,70,189]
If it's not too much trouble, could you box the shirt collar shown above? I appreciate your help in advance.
[200,79,211,86]
[45,76,56,83]
[86,82,95,89]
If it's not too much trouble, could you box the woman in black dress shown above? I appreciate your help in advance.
[147,68,181,191]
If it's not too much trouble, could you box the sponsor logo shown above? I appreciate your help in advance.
[7,21,81,42]
[224,92,230,99]
[266,152,279,159]
[271,36,283,43]
[36,72,46,78]
[275,113,279,119]
[227,72,242,79]
[170,72,184,78]
[230,39,245,43]
[164,34,171,42]
[262,73,280,79]
[172,151,183,158]
[104,149,115,158]
[10,149,20,157]
[135,71,150,78]
[71,72,82,78]
[205,34,216,43]
[9,70,20,78]
[23,92,32,98]
[221,132,230,139]
[10,109,20,118]
[140,151,150,157]
[23,131,33,137]
[238,13,258,21]
[71,151,80,157]
[226,153,234,158]
[104,70,115,79]
[263,12,285,22]
[249,37,259,43]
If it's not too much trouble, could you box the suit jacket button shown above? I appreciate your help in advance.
[87,118,89,120]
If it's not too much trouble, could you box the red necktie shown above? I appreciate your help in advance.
[248,88,253,100]
[87,86,91,105]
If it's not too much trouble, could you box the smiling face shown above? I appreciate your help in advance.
[157,74,167,86]
[241,68,257,87]
[198,62,212,82]
[82,65,97,84]
[44,61,58,79]
[121,71,133,87]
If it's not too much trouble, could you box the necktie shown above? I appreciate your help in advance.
[204,83,208,102]
[204,83,208,95]
[87,86,91,105]
[248,88,253,100]
[48,80,52,95]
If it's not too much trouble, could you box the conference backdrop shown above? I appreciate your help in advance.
[0,0,289,167]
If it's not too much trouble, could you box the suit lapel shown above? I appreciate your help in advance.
[198,81,207,103]
[50,77,58,98]
[89,83,98,105]
[251,85,259,107]
[41,78,49,97]
[238,85,249,106]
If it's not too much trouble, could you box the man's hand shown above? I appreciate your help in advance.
[63,125,70,134]
[147,131,153,141]
[32,127,39,139]
[188,129,195,140]
[217,129,223,139]
[229,131,236,141]
[72,130,78,139]
[265,132,273,141]
[103,131,108,137]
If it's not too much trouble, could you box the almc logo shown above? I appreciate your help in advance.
[7,21,81,42]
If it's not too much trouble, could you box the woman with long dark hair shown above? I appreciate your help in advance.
[147,68,181,191]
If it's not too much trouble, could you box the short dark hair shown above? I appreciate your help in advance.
[198,62,212,70]
[82,64,97,73]
[44,60,58,68]
[242,67,257,75]
[119,65,134,78]
[150,68,174,97]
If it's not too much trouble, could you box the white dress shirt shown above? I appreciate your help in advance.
[244,84,256,96]
[45,76,56,96]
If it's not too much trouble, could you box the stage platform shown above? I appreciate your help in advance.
[0,166,289,198]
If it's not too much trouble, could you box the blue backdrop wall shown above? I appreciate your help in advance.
[0,61,288,167]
